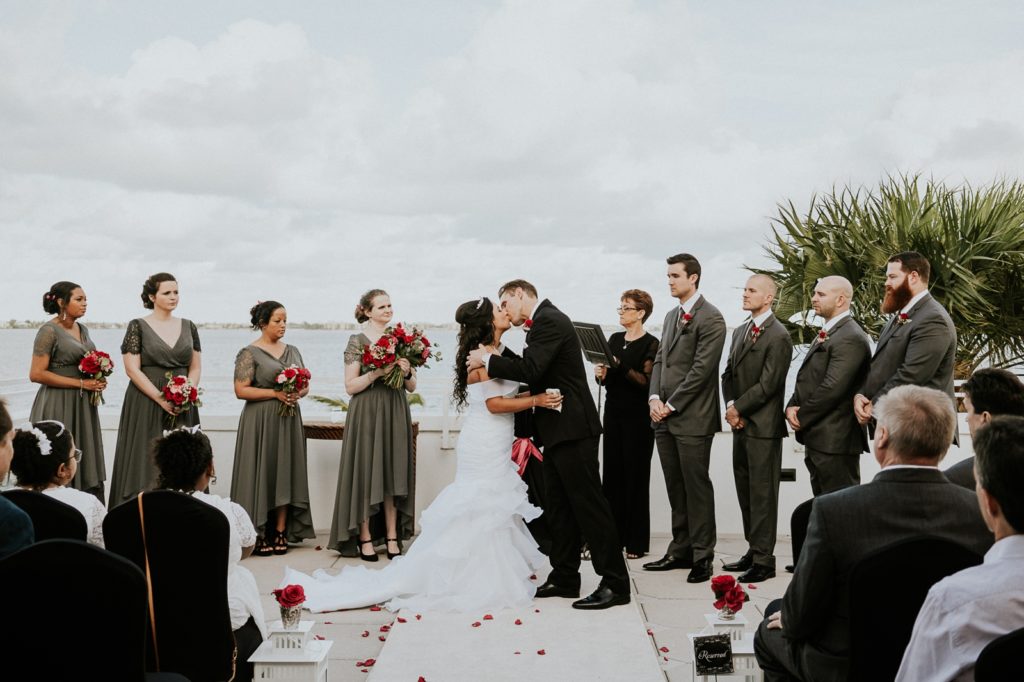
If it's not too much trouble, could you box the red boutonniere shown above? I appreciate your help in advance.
[897,313,911,326]
[524,318,534,331]
[679,310,693,327]
[750,324,762,342]
[816,329,828,343]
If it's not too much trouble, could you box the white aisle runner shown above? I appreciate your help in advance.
[368,562,663,681]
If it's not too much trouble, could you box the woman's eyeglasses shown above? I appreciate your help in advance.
[71,448,82,462]
[616,306,638,313]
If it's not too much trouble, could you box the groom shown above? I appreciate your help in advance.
[468,279,630,610]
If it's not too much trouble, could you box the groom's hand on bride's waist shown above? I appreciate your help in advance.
[467,344,488,369]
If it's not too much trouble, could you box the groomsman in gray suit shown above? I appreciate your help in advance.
[854,252,957,440]
[786,276,871,496]
[646,253,727,583]
[720,274,793,583]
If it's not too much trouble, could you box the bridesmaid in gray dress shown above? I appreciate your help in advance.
[329,289,416,560]
[231,301,315,556]
[29,281,107,501]
[108,273,202,507]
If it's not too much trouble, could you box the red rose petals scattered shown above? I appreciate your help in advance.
[471,621,482,627]
[369,605,382,611]
[314,635,325,640]
[646,628,654,636]
[418,678,426,682]
[415,614,422,620]
[483,614,493,620]
[361,631,369,637]
[323,621,333,625]
[397,617,407,623]
[355,658,376,667]
[747,583,758,589]
[514,651,521,655]
[529,574,537,580]
[378,635,386,641]
[380,624,391,632]
[659,646,670,653]
[663,657,668,662]
[315,545,323,551]
[537,649,546,655]
[534,609,540,613]
[514,619,523,625]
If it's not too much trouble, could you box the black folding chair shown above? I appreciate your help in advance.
[105,491,234,682]
[0,539,187,681]
[2,488,87,541]
[975,626,1024,682]
[848,536,982,682]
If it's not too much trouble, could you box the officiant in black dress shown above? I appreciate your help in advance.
[595,290,658,559]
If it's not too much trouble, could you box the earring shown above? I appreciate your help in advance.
[60,309,67,322]
[210,475,218,485]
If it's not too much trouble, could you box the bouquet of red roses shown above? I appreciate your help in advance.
[361,324,441,390]
[162,373,203,427]
[274,364,312,417]
[79,350,115,406]
[710,575,748,617]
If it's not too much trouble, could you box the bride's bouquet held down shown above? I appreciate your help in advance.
[162,373,202,427]
[274,365,311,417]
[361,324,442,389]
[79,350,114,406]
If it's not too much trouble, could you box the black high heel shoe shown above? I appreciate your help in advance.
[272,530,289,556]
[359,539,379,562]
[386,537,401,560]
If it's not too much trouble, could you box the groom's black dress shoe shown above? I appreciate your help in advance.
[686,559,713,583]
[722,554,753,572]
[572,586,631,610]
[535,582,580,599]
[642,555,692,572]
[738,565,776,583]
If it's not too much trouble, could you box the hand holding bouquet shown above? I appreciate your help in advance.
[162,373,203,427]
[79,350,114,406]
[274,364,312,417]
[362,324,442,390]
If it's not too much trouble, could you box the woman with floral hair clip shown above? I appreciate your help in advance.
[11,420,106,547]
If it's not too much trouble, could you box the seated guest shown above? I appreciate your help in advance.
[152,427,267,682]
[754,385,993,682]
[11,420,105,547]
[944,368,1024,489]
[0,398,34,558]
[896,415,1024,681]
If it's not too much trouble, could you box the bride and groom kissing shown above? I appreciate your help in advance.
[283,279,629,614]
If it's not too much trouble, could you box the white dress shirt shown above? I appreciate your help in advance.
[895,534,1024,682]
[650,293,702,407]
[822,309,850,333]
[901,289,929,315]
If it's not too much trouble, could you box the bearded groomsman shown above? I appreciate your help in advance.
[646,253,727,583]
[720,274,793,583]
[786,276,871,496]
[853,252,957,440]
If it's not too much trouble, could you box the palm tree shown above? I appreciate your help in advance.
[756,174,1024,376]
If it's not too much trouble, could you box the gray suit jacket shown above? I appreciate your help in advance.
[860,293,957,407]
[782,467,992,682]
[720,314,793,439]
[787,316,871,455]
[943,456,976,489]
[649,295,727,436]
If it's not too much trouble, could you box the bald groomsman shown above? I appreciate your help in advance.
[720,274,793,583]
[854,252,957,438]
[786,276,871,495]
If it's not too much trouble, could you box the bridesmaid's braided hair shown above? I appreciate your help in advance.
[141,272,177,309]
[250,300,284,330]
[452,298,496,409]
[153,428,213,491]
[11,421,74,490]
[41,281,81,314]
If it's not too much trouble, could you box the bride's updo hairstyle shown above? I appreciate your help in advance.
[355,289,388,323]
[452,298,496,409]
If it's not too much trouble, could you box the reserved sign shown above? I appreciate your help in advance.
[693,633,734,675]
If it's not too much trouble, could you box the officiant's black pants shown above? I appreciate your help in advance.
[544,436,630,594]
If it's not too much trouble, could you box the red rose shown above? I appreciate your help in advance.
[710,574,736,597]
[272,584,306,608]
[189,388,198,401]
[683,313,693,322]
[173,375,187,386]
[284,368,297,379]
[818,330,827,341]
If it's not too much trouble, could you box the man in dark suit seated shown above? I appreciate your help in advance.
[896,415,1024,681]
[754,385,993,682]
[944,368,1024,489]
[854,252,958,441]
[786,276,871,496]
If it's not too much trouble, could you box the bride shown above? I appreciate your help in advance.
[282,297,562,613]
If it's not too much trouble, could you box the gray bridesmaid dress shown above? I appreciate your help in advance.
[328,333,415,556]
[29,321,106,501]
[229,345,315,542]
[107,318,201,507]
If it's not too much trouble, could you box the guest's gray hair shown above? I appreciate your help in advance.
[874,385,956,462]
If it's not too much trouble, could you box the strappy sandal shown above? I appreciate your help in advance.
[272,530,289,556]
[254,533,274,557]
[580,543,592,561]
[359,539,379,562]
[386,537,401,560]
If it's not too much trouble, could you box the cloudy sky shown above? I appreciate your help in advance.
[2,0,1022,326]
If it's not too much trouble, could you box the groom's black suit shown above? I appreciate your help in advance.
[488,299,629,593]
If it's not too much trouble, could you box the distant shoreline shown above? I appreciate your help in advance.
[2,320,637,332]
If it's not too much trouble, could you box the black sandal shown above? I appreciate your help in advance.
[272,530,289,556]
[359,539,379,562]
[386,537,401,560]
[254,533,274,557]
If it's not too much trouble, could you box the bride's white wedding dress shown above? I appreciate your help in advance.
[282,378,545,613]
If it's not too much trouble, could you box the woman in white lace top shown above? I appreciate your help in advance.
[11,420,105,547]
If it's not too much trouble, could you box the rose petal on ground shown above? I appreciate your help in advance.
[660,646,670,653]
[534,609,540,613]
[529,574,537,579]
[369,605,382,611]
[380,624,391,632]
[379,635,386,641]
[514,619,522,625]
[537,649,546,655]
[415,614,422,620]
[363,659,376,666]
[323,621,333,624]
[397,617,407,623]
[747,583,758,589]
[315,545,323,551]
[471,621,481,627]
[361,630,369,637]
[314,635,325,640]
[647,628,654,636]
[418,678,426,682]
[483,614,493,620]
[514,651,521,655]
